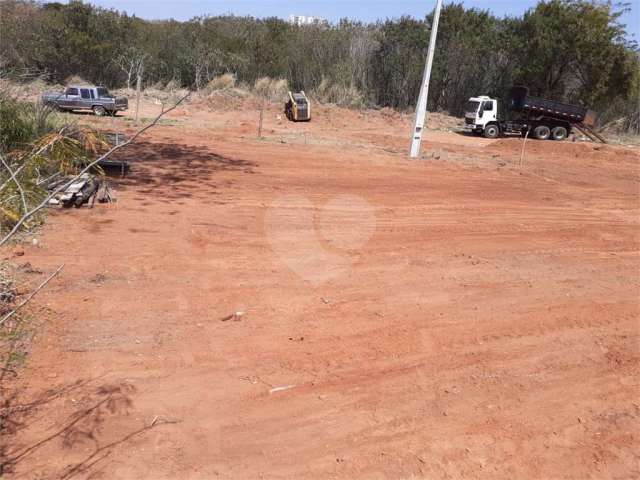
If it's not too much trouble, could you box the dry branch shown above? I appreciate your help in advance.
[0,264,64,326]
[1,155,28,214]
[0,92,191,247]
[0,126,69,194]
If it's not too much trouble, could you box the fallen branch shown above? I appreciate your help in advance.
[36,171,61,186]
[1,154,28,214]
[0,264,64,326]
[0,92,191,247]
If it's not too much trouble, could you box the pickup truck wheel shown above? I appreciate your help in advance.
[484,124,500,139]
[533,125,551,140]
[551,126,568,140]
[92,105,107,116]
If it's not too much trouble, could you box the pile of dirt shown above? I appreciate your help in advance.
[189,90,260,112]
[487,136,640,163]
[360,107,461,131]
[427,111,462,131]
[0,78,64,101]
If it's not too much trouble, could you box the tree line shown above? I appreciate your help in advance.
[0,0,638,128]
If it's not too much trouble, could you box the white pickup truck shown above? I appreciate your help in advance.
[42,85,128,116]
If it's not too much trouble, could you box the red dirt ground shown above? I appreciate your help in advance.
[3,97,639,479]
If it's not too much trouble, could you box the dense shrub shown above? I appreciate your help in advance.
[0,0,638,128]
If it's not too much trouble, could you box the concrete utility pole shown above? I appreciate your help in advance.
[409,0,444,158]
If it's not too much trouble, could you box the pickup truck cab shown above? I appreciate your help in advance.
[42,85,128,116]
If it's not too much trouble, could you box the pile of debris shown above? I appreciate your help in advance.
[47,174,115,208]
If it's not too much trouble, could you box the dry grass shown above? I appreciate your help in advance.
[197,76,289,111]
[311,79,364,108]
[164,79,181,92]
[64,75,90,86]
[253,77,288,102]
[0,78,64,101]
[188,74,247,111]
[599,117,640,145]
[121,86,190,105]
[204,73,237,92]
[147,80,166,91]
[602,132,640,146]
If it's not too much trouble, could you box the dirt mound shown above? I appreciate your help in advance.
[487,136,640,163]
[427,111,461,131]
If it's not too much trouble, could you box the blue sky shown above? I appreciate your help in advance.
[73,1,639,40]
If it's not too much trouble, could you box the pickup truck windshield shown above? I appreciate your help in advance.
[465,101,480,112]
[96,87,112,98]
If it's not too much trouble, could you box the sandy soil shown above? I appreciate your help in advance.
[3,96,639,479]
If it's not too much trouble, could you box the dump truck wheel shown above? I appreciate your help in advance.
[533,125,551,140]
[551,126,567,141]
[484,124,500,138]
[92,105,106,116]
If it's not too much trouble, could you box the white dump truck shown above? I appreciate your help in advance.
[464,87,597,141]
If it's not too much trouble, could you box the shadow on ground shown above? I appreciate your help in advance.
[1,377,173,478]
[110,141,257,201]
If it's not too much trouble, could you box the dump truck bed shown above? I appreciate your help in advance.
[509,87,593,126]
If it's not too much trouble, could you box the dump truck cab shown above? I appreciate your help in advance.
[285,91,311,122]
[464,96,499,137]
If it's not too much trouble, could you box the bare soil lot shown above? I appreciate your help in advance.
[3,97,639,479]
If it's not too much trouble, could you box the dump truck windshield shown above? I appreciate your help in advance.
[465,100,480,112]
